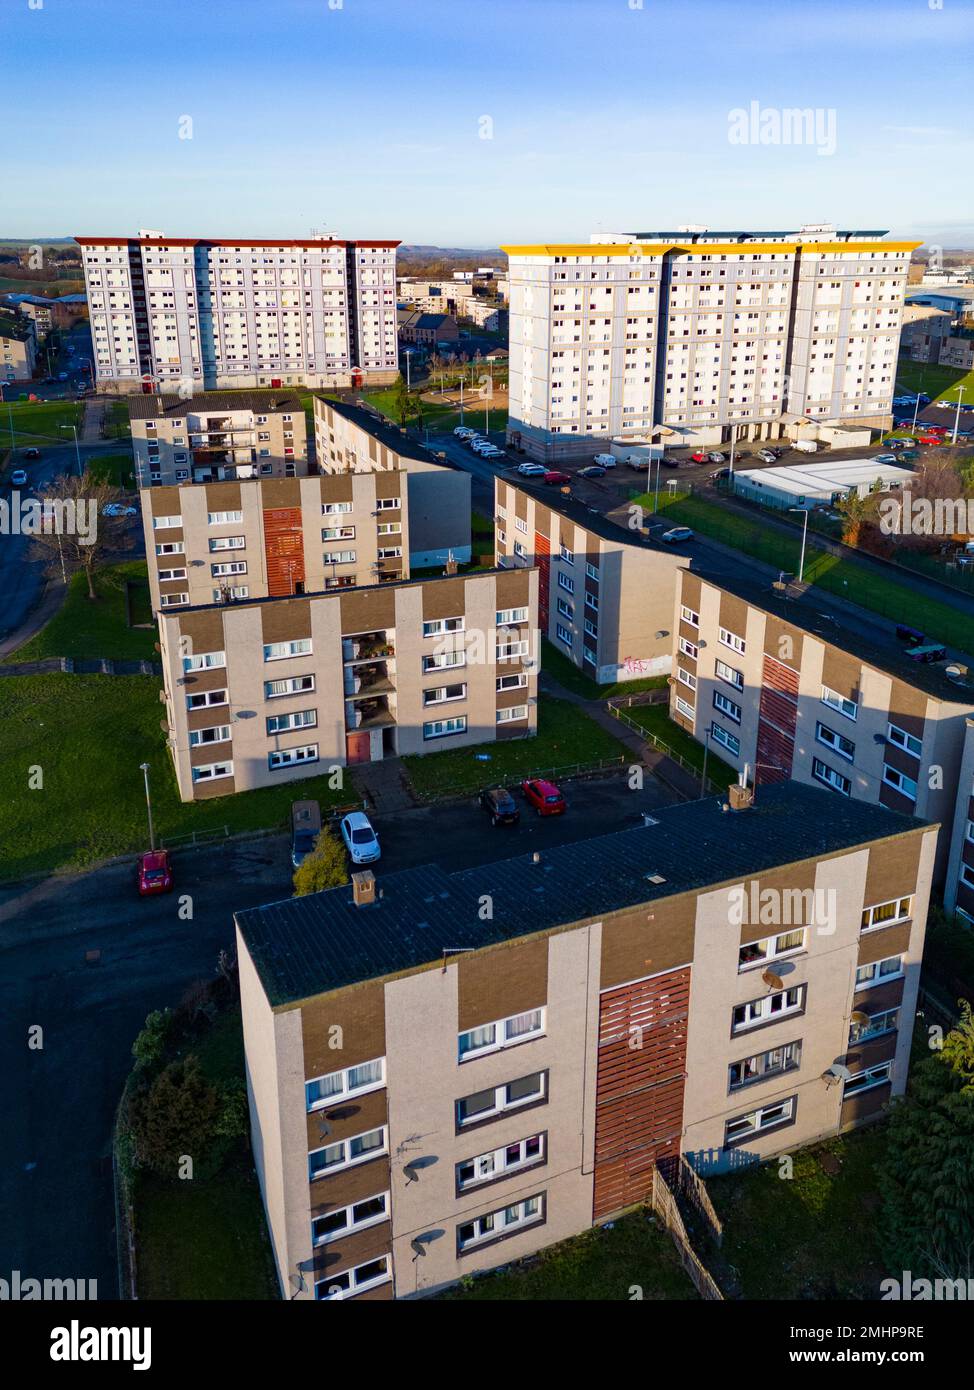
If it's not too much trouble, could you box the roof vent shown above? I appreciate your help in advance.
[351,870,376,908]
[645,872,666,885]
[532,851,541,864]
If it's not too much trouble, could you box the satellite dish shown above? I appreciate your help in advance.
[762,969,784,991]
[821,1063,853,1085]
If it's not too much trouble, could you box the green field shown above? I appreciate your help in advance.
[402,694,628,797]
[84,451,137,490]
[539,636,669,700]
[364,386,507,437]
[2,398,83,447]
[102,400,132,441]
[12,561,155,663]
[616,700,736,786]
[636,491,974,653]
[896,358,974,405]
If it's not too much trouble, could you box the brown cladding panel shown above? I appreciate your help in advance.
[259,477,303,509]
[301,982,387,1077]
[421,577,468,622]
[857,919,913,966]
[339,586,396,635]
[737,862,818,944]
[763,616,804,668]
[599,899,695,989]
[717,591,750,641]
[820,647,864,704]
[204,480,242,511]
[457,937,549,1032]
[319,474,356,505]
[310,1157,393,1218]
[845,1031,899,1072]
[305,1085,388,1151]
[883,741,923,781]
[148,486,183,517]
[311,1222,392,1283]
[840,1085,891,1127]
[512,486,528,522]
[855,977,905,1014]
[189,772,235,798]
[177,608,227,654]
[679,571,703,615]
[495,567,532,610]
[863,835,923,906]
[885,683,927,737]
[374,470,405,500]
[259,597,313,644]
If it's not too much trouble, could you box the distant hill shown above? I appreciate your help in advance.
[398,244,506,277]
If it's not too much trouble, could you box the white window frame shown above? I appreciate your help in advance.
[423,616,464,639]
[308,1125,388,1180]
[264,674,315,699]
[728,1041,802,1092]
[676,696,695,721]
[459,1009,545,1062]
[152,514,182,530]
[190,760,233,783]
[456,1134,546,1192]
[842,1062,892,1097]
[315,1254,392,1301]
[860,897,912,932]
[155,540,184,556]
[738,928,806,973]
[422,683,467,707]
[713,690,741,723]
[732,985,805,1035]
[186,688,227,711]
[182,650,226,673]
[816,721,855,762]
[497,704,529,723]
[208,535,246,552]
[456,1072,547,1127]
[496,607,528,625]
[882,765,918,802]
[710,721,740,756]
[207,510,244,525]
[423,651,465,673]
[157,567,188,582]
[457,1194,544,1252]
[715,658,743,691]
[719,626,746,655]
[680,604,699,627]
[312,1192,389,1248]
[268,744,319,770]
[850,1008,899,1043]
[678,667,697,692]
[724,1096,795,1144]
[306,1058,385,1112]
[423,715,467,740]
[266,708,317,734]
[854,955,904,989]
[188,724,231,747]
[887,722,922,758]
[263,638,312,662]
[812,756,851,797]
[821,685,858,721]
[679,637,698,660]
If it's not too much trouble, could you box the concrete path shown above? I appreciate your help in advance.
[350,757,419,813]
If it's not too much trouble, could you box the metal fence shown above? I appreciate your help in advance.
[410,755,630,804]
[606,703,724,793]
[160,825,230,851]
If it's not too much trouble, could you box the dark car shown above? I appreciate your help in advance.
[710,467,731,481]
[479,786,520,826]
[23,447,40,460]
[577,465,606,478]
[137,849,173,896]
[521,778,566,816]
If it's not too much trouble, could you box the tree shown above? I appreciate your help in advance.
[128,1056,221,1179]
[393,373,410,427]
[292,829,349,896]
[877,1000,974,1278]
[833,489,872,547]
[131,1009,173,1072]
[30,473,134,599]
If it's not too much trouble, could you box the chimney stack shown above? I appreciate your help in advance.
[351,869,376,907]
[728,783,754,811]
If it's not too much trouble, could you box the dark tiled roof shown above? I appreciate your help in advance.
[316,395,460,471]
[234,782,926,1007]
[127,389,303,420]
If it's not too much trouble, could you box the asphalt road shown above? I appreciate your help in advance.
[0,769,676,1298]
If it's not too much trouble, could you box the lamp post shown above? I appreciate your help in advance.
[788,506,810,582]
[59,423,82,476]
[140,762,155,851]
[951,386,965,447]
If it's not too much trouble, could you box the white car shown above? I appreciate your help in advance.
[454,426,475,438]
[593,453,617,468]
[10,469,28,487]
[517,462,546,476]
[102,502,138,517]
[661,526,694,544]
[339,811,381,865]
[478,443,504,457]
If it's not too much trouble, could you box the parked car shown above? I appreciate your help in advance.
[454,426,475,438]
[543,470,571,485]
[102,502,138,517]
[593,454,617,468]
[517,462,546,477]
[10,469,28,487]
[137,849,173,897]
[577,465,606,478]
[757,449,778,463]
[690,451,708,464]
[479,786,520,826]
[661,526,694,544]
[521,778,566,817]
[626,458,651,472]
[793,439,819,454]
[339,810,381,865]
[871,454,899,465]
[479,445,504,458]
[291,799,321,869]
[707,452,726,464]
[899,450,919,461]
[710,467,731,481]
[919,434,944,445]
[23,447,40,460]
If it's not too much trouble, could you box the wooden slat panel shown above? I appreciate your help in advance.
[263,506,305,598]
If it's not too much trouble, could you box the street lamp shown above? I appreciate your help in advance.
[59,423,82,477]
[139,762,155,851]
[951,386,966,447]
[788,506,810,583]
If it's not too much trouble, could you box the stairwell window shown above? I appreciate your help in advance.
[715,659,743,690]
[710,721,740,756]
[191,761,233,783]
[457,1134,546,1193]
[738,928,806,971]
[676,696,695,721]
[457,1195,545,1253]
[315,1254,392,1302]
[713,690,741,723]
[732,984,805,1034]
[812,757,851,796]
[183,650,226,673]
[680,637,698,660]
[312,1192,389,1248]
[681,605,699,627]
[308,1125,387,1180]
[306,1058,384,1111]
[189,725,231,747]
[855,955,903,989]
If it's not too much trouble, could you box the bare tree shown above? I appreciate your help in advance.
[30,472,134,598]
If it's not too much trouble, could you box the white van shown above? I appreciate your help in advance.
[794,439,819,454]
[593,453,617,468]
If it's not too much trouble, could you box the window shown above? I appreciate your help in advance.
[812,757,851,796]
[377,546,402,560]
[312,1192,389,1247]
[186,689,227,710]
[497,704,529,723]
[850,1008,899,1044]
[496,607,528,625]
[679,637,698,660]
[821,685,858,721]
[557,572,575,595]
[315,1254,391,1301]
[424,715,467,740]
[263,638,311,661]
[182,650,226,672]
[715,659,743,691]
[423,617,464,638]
[559,545,574,564]
[586,563,600,581]
[308,1125,387,1180]
[459,1009,544,1061]
[882,765,918,801]
[724,1096,795,1145]
[152,514,182,530]
[211,561,247,577]
[322,501,352,515]
[710,721,740,756]
[456,1072,547,1127]
[268,744,318,770]
[681,605,699,627]
[555,623,573,647]
[676,696,695,721]
[306,1058,384,1111]
[855,955,903,989]
[457,1134,546,1192]
[678,668,697,692]
[189,725,231,747]
[732,985,805,1034]
[207,510,243,525]
[321,525,355,541]
[208,535,245,552]
[266,708,316,734]
[816,722,854,762]
[713,690,741,723]
[156,540,184,556]
[719,626,746,654]
[158,567,187,582]
[843,1062,892,1097]
[887,722,922,758]
[738,928,806,971]
[423,683,466,706]
[557,597,574,620]
[423,651,465,673]
[265,674,315,699]
[497,672,527,692]
[861,897,912,932]
[729,1041,802,1091]
[457,1195,544,1252]
[376,497,400,510]
[191,760,233,783]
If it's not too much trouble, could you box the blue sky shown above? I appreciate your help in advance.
[1,0,972,248]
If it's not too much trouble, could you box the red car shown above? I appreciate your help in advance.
[690,451,708,464]
[918,433,944,445]
[543,470,571,485]
[137,849,174,896]
[521,778,566,816]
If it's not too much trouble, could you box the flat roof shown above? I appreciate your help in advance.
[734,459,916,498]
[75,236,399,250]
[315,395,462,472]
[128,389,303,419]
[234,782,926,1007]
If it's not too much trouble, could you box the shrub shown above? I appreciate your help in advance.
[292,829,349,897]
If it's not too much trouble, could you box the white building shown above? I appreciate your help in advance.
[732,457,916,511]
[76,232,400,393]
[503,225,919,462]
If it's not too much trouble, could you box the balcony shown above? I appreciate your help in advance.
[345,694,396,730]
[344,662,395,697]
[342,631,395,664]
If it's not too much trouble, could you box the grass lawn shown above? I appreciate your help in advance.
[2,398,83,447]
[636,491,974,652]
[471,509,495,561]
[540,636,669,700]
[363,386,508,437]
[708,1127,888,1299]
[135,1009,279,1300]
[12,561,157,662]
[619,700,736,785]
[896,358,974,405]
[84,451,136,489]
[402,694,628,797]
[101,400,131,440]
[0,673,351,881]
[441,1208,695,1301]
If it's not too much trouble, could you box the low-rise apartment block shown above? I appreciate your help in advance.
[157,567,538,799]
[129,391,308,487]
[235,782,934,1299]
[76,233,399,393]
[494,475,686,682]
[504,225,919,462]
[0,312,37,381]
[670,569,974,882]
[314,396,471,568]
[143,471,412,613]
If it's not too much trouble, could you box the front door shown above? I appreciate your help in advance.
[345,731,371,765]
